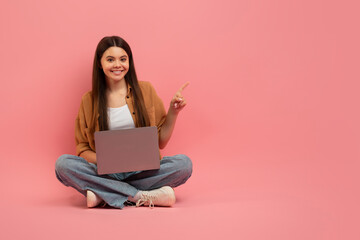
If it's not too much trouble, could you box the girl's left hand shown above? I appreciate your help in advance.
[170,82,189,114]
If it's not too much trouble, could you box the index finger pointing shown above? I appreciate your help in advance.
[178,82,190,92]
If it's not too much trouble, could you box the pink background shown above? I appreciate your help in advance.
[1,0,359,239]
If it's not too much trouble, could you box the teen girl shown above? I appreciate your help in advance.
[55,36,192,208]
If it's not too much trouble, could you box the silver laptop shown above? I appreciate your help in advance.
[94,126,160,175]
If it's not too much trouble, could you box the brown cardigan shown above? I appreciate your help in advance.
[75,81,166,156]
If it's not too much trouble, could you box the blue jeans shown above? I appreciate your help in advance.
[55,154,193,209]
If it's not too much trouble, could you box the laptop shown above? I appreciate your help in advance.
[94,126,160,175]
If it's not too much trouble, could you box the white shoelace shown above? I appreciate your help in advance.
[136,192,156,208]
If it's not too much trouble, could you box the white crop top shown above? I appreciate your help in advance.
[107,104,136,130]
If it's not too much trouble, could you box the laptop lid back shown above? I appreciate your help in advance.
[94,126,160,175]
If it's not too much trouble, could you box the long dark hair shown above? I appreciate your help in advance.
[90,36,150,132]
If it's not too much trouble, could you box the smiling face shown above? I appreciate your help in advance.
[100,46,129,84]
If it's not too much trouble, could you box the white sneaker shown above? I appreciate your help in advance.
[135,186,176,208]
[87,190,104,208]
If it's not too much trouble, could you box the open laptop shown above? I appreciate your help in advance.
[94,126,160,175]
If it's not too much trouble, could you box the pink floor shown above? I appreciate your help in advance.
[1,149,359,240]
